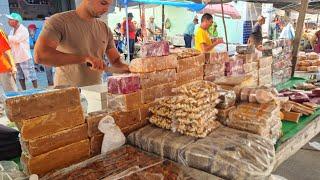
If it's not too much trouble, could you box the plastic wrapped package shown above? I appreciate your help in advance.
[128,125,197,162]
[107,74,141,94]
[243,62,258,73]
[41,145,221,180]
[258,66,272,77]
[106,91,142,112]
[217,106,236,124]
[236,45,254,54]
[226,102,282,140]
[113,160,221,180]
[149,81,221,137]
[179,126,276,180]
[141,41,170,57]
[205,51,228,64]
[204,63,225,76]
[176,54,205,73]
[235,53,258,64]
[272,47,283,57]
[138,69,176,89]
[216,90,236,109]
[129,55,178,73]
[306,52,319,60]
[0,161,27,180]
[258,56,273,68]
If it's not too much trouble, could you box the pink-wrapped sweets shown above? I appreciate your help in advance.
[141,41,170,57]
[108,74,141,94]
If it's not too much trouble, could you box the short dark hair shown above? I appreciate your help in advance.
[201,13,213,22]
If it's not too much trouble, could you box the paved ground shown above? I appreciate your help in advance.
[274,134,320,180]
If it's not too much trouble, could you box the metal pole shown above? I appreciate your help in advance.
[125,0,130,62]
[220,0,228,51]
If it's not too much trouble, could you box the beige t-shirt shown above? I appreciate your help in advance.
[41,10,115,87]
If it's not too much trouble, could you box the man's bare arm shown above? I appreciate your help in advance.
[106,48,129,72]
[34,36,105,70]
[34,36,85,66]
[200,43,214,53]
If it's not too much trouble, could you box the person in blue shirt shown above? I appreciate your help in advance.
[184,17,198,48]
[28,22,54,87]
[28,24,41,49]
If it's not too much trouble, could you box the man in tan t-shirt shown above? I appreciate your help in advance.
[34,0,129,87]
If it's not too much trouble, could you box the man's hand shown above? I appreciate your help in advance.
[85,56,106,71]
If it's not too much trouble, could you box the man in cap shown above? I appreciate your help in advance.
[183,17,198,48]
[7,13,38,90]
[147,16,160,40]
[249,15,265,49]
[122,12,136,61]
[34,0,129,87]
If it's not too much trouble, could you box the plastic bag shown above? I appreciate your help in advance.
[98,115,125,154]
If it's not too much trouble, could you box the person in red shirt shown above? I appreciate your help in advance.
[0,28,17,92]
[122,13,136,61]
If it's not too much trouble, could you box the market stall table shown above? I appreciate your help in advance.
[274,77,320,170]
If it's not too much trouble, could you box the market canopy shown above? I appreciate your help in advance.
[199,3,241,19]
[116,0,206,11]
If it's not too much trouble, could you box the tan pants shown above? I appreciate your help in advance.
[0,73,17,92]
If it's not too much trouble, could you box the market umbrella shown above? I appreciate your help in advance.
[199,3,241,19]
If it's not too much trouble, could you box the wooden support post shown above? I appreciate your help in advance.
[220,0,229,51]
[162,5,165,38]
[291,0,309,77]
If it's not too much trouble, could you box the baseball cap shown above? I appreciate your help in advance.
[28,24,36,29]
[128,13,133,17]
[6,13,23,23]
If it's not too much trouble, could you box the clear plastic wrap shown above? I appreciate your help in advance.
[149,81,221,138]
[108,160,221,180]
[226,102,282,142]
[141,41,170,57]
[128,125,197,162]
[0,161,27,180]
[41,145,164,180]
[106,91,142,112]
[179,126,276,180]
[128,125,276,180]
[107,74,141,94]
[216,90,236,109]
[236,44,255,54]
